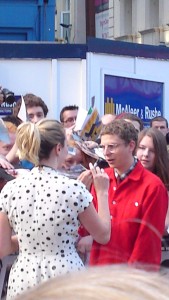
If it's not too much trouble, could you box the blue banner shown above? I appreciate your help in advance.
[104,75,163,126]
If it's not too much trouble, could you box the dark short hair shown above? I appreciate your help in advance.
[150,116,168,128]
[60,105,78,122]
[13,93,49,117]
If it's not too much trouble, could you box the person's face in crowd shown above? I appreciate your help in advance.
[62,109,78,128]
[100,134,135,174]
[136,135,155,172]
[151,120,168,136]
[0,132,16,156]
[124,119,141,133]
[62,148,83,170]
[27,106,45,123]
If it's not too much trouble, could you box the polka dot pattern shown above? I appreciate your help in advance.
[0,166,93,299]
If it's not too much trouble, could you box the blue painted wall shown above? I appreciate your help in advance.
[0,0,55,41]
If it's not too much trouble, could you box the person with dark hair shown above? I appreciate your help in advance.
[78,120,168,268]
[13,93,48,123]
[0,119,111,299]
[2,115,22,128]
[137,127,169,190]
[0,116,26,184]
[0,116,23,177]
[150,116,168,136]
[0,116,21,158]
[136,127,169,266]
[60,105,78,128]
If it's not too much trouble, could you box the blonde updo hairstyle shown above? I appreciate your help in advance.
[16,119,65,166]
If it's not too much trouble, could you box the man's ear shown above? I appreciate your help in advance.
[129,140,136,153]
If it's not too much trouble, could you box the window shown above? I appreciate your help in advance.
[146,0,159,28]
[121,0,132,36]
[60,11,71,42]
[65,0,70,11]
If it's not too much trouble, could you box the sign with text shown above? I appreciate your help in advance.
[104,75,163,126]
[95,10,109,39]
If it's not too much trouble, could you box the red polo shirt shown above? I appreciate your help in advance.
[89,161,168,266]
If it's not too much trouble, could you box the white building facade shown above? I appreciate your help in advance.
[55,0,169,46]
[109,0,169,45]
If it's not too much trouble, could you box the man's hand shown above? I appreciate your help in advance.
[89,163,109,194]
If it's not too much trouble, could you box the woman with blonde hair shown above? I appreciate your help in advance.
[16,265,169,300]
[0,119,111,299]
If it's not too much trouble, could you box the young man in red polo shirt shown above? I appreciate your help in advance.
[78,120,168,268]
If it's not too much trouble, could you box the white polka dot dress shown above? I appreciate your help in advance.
[0,166,93,299]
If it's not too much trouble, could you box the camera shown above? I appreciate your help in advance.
[0,87,16,115]
[0,88,15,104]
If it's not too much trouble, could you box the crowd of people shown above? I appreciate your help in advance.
[0,93,169,299]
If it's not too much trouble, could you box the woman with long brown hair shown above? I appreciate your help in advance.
[136,127,169,265]
[137,127,169,190]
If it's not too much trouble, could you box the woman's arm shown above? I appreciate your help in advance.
[6,142,19,163]
[0,155,14,169]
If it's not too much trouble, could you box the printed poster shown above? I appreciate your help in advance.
[104,75,163,126]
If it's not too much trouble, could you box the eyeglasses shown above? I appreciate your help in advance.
[63,117,77,124]
[99,143,125,153]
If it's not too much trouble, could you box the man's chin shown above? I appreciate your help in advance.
[107,161,115,168]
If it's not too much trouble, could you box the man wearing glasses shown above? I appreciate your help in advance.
[60,105,78,128]
[78,119,168,269]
